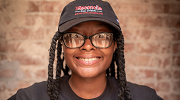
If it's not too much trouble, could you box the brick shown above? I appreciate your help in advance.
[112,2,149,14]
[25,14,54,26]
[1,82,17,91]
[0,31,6,39]
[21,68,32,79]
[152,3,180,14]
[45,28,58,44]
[137,43,158,53]
[157,69,171,80]
[25,15,36,26]
[164,16,180,28]
[156,82,170,92]
[41,15,55,26]
[125,67,136,81]
[41,1,55,12]
[7,28,30,40]
[149,56,162,67]
[0,69,15,78]
[172,81,180,93]
[138,29,152,41]
[151,29,174,41]
[124,29,152,42]
[125,55,151,66]
[137,43,171,54]
[0,40,10,52]
[124,43,135,53]
[124,55,137,66]
[172,56,180,66]
[135,55,151,66]
[162,56,172,68]
[142,83,156,91]
[151,29,180,41]
[116,16,128,28]
[172,68,180,79]
[0,40,24,53]
[160,43,172,54]
[171,94,180,100]
[4,16,11,25]
[54,15,60,26]
[27,1,40,12]
[173,43,180,54]
[128,16,163,27]
[122,29,138,41]
[35,69,47,79]
[0,54,7,61]
[10,54,45,65]
[172,30,180,40]
[137,69,155,79]
[0,82,6,92]
[16,81,32,91]
[41,1,64,12]
[7,27,44,40]
[159,94,170,100]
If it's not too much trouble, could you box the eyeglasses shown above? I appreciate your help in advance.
[62,32,113,48]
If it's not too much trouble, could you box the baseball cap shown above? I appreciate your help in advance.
[58,0,121,34]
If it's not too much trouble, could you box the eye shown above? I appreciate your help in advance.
[71,34,79,38]
[98,34,105,38]
[105,34,111,40]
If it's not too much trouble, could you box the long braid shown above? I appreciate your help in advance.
[47,31,61,100]
[114,31,132,100]
[56,40,63,79]
[53,39,64,100]
[110,57,115,77]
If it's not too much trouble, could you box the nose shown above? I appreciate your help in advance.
[80,39,96,51]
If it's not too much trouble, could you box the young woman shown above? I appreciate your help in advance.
[8,0,163,100]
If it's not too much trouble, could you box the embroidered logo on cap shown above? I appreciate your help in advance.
[75,5,103,15]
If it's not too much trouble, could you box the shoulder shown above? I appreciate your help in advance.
[13,81,49,100]
[8,76,70,100]
[127,82,163,100]
[19,81,47,94]
[107,77,163,100]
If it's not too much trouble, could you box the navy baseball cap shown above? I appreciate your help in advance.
[58,0,121,33]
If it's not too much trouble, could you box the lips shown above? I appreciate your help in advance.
[75,56,101,65]
[77,57,100,61]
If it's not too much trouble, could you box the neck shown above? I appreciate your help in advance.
[69,73,107,99]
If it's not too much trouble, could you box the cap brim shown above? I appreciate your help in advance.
[58,17,121,33]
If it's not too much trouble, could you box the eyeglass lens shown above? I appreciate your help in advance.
[63,32,113,48]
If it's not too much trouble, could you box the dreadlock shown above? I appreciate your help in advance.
[114,30,132,100]
[47,29,132,100]
[47,31,62,100]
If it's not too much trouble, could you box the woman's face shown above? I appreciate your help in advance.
[63,21,117,78]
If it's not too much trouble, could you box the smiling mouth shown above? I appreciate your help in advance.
[76,57,100,61]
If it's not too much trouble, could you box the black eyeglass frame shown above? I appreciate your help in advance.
[61,32,114,49]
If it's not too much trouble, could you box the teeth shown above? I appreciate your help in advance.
[78,57,99,61]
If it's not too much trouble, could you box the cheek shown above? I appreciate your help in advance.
[63,46,75,65]
[104,45,115,57]
[101,46,115,66]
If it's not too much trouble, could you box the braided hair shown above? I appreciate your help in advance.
[47,28,132,100]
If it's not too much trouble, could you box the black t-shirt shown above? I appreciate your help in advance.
[8,75,163,100]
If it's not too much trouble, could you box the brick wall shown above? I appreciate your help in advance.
[0,0,179,100]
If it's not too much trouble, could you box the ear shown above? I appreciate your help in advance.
[113,42,117,52]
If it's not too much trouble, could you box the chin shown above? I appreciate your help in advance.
[77,68,100,78]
